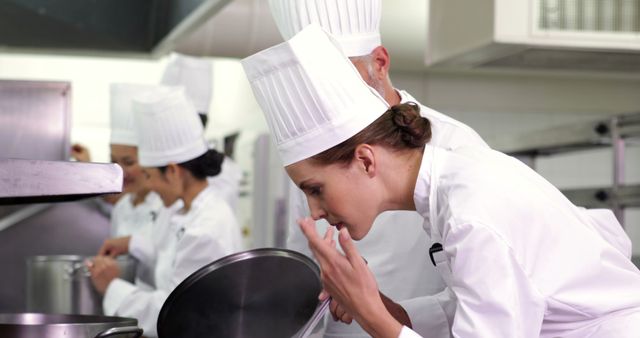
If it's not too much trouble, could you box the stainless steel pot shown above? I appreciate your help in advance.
[0,313,142,338]
[26,255,136,315]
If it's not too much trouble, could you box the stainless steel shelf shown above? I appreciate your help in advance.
[500,112,640,157]
[500,111,640,225]
[0,159,122,205]
[561,184,640,209]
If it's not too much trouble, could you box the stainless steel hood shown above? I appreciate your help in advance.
[0,0,231,57]
[0,159,122,205]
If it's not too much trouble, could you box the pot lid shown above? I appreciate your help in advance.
[157,248,322,338]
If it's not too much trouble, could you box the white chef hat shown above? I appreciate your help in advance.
[160,53,213,114]
[109,83,157,146]
[269,0,382,57]
[132,86,209,167]
[241,24,389,166]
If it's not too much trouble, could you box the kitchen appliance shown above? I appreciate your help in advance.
[0,80,141,336]
[26,255,137,315]
[0,80,122,312]
[0,313,142,338]
[157,248,326,338]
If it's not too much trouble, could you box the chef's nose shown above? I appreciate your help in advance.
[308,200,327,221]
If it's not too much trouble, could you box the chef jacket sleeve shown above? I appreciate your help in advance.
[104,218,232,337]
[399,325,425,338]
[103,278,168,337]
[446,222,546,337]
[399,287,456,337]
[129,229,155,267]
[171,222,230,285]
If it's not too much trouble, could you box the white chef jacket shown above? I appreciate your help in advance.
[399,144,640,338]
[102,186,244,337]
[110,191,164,288]
[208,156,242,217]
[287,89,488,337]
[110,191,163,238]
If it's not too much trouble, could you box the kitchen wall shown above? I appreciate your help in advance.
[0,53,167,162]
[0,53,270,163]
[1,53,638,253]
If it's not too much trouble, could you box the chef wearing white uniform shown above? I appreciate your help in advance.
[161,53,243,216]
[108,83,164,240]
[268,1,486,336]
[89,86,244,338]
[242,25,640,338]
[106,83,165,288]
[268,3,634,336]
[400,144,640,338]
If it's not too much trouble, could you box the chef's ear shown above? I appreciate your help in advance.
[164,163,180,180]
[370,46,391,79]
[354,144,376,177]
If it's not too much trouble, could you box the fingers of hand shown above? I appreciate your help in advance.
[318,289,330,301]
[88,256,117,276]
[298,217,319,241]
[88,257,103,276]
[300,220,337,269]
[84,258,94,269]
[338,228,365,270]
[330,299,340,321]
[97,241,112,256]
[330,299,353,324]
[323,226,334,241]
[98,238,125,257]
[339,312,353,324]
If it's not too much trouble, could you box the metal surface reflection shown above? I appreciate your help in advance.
[158,248,322,338]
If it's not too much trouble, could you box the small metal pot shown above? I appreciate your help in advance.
[26,255,136,315]
[0,313,142,338]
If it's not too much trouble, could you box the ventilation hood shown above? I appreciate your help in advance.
[0,0,231,57]
[426,0,640,73]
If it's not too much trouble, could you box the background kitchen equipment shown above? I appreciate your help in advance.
[0,313,142,338]
[0,79,119,312]
[157,248,324,338]
[26,255,136,315]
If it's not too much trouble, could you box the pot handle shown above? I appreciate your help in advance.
[63,261,91,279]
[294,297,331,338]
[94,326,143,338]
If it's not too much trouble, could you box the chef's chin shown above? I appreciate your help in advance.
[348,225,371,241]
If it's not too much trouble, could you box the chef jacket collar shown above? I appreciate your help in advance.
[176,184,214,216]
[397,89,417,104]
[413,144,436,218]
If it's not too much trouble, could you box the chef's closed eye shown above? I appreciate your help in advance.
[121,157,137,167]
[308,186,322,196]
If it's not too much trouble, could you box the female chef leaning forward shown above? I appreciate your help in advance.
[87,85,244,338]
[242,25,640,338]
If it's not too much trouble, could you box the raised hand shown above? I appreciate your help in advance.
[298,217,403,338]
